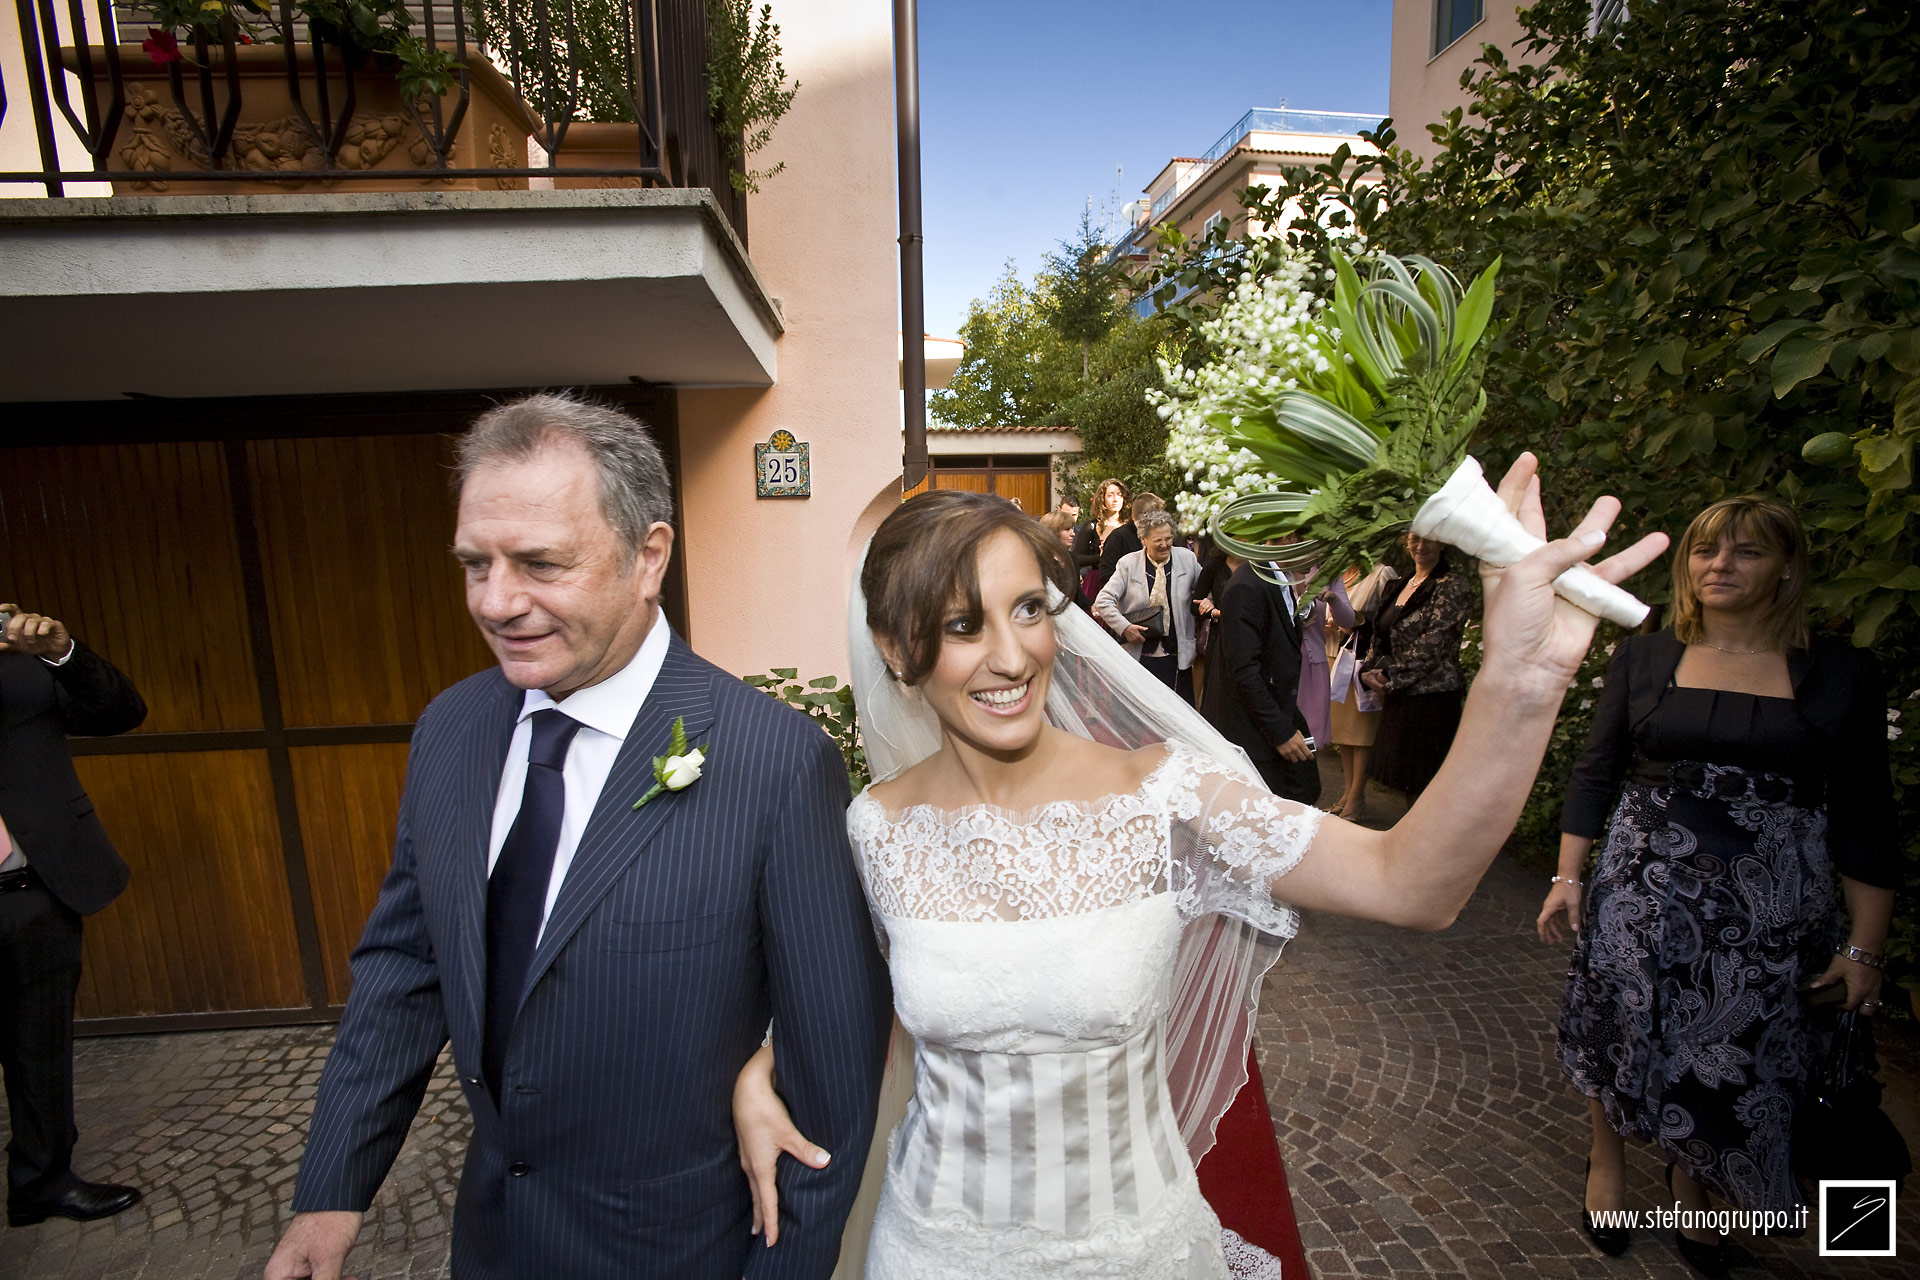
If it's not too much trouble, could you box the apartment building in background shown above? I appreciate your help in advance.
[1391,1,1628,160]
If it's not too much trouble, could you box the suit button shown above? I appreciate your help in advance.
[466,1076,483,1086]
[509,1162,530,1177]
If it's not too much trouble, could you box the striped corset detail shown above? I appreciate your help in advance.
[890,1023,1187,1235]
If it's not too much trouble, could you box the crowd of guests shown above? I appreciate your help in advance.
[1052,481,1470,814]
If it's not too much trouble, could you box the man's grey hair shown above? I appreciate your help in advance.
[1136,510,1177,541]
[455,392,673,563]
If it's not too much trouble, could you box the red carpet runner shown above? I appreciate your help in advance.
[1195,1048,1309,1277]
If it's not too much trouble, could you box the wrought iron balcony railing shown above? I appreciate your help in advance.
[2,0,746,242]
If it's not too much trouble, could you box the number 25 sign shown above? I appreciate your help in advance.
[755,430,810,498]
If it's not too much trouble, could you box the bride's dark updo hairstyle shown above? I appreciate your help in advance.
[862,489,1076,686]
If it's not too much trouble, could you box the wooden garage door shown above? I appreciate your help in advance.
[903,467,1049,514]
[0,388,682,1032]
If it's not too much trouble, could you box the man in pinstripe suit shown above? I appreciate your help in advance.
[266,395,891,1280]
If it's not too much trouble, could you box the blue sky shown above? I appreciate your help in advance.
[916,0,1394,338]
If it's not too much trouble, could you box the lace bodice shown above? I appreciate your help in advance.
[849,744,1321,936]
[845,744,1322,1278]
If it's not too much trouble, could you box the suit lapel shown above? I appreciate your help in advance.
[453,676,524,1046]
[1269,572,1302,648]
[515,636,716,1013]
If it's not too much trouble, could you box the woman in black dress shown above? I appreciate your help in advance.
[1070,477,1129,606]
[1536,496,1896,1273]
[1361,533,1472,799]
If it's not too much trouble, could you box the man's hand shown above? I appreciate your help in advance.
[1121,624,1148,645]
[1360,669,1388,691]
[1276,732,1313,763]
[0,604,71,659]
[265,1210,363,1280]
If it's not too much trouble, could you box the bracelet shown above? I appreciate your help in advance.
[1837,945,1887,971]
[1550,875,1582,889]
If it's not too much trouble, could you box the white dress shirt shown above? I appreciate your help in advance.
[486,614,672,939]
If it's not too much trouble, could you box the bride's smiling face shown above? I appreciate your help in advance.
[917,528,1058,755]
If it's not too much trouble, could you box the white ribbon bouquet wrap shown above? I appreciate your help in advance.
[1413,456,1649,626]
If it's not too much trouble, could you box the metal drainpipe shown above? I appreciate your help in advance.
[894,0,929,492]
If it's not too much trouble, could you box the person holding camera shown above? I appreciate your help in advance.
[0,604,146,1227]
[1093,510,1201,703]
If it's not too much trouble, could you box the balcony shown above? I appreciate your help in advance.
[1145,108,1385,225]
[0,0,783,401]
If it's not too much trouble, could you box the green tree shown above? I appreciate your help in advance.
[931,237,1178,501]
[928,263,1060,431]
[1044,206,1130,380]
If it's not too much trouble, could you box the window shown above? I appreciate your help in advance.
[1432,0,1483,55]
[1202,211,1226,238]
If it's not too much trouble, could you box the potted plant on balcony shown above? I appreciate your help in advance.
[85,0,533,193]
[473,0,794,200]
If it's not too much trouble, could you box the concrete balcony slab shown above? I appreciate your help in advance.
[0,188,781,402]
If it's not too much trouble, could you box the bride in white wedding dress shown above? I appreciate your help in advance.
[734,457,1666,1278]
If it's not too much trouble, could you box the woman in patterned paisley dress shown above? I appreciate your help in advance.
[1537,496,1896,1271]
[734,458,1666,1279]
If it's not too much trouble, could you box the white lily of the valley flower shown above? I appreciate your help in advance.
[662,749,705,791]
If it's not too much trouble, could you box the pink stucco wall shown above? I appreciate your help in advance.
[1389,1,1528,161]
[676,0,901,683]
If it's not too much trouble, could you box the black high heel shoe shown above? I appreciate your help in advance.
[1580,1157,1632,1257]
[1665,1161,1729,1277]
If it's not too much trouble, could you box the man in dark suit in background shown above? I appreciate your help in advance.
[1200,560,1322,804]
[0,604,146,1227]
[267,394,890,1280]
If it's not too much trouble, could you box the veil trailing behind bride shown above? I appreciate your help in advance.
[830,537,1300,1279]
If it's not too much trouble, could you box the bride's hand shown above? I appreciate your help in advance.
[733,1041,831,1246]
[1477,453,1668,702]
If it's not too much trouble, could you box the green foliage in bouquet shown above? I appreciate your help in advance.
[1207,249,1502,595]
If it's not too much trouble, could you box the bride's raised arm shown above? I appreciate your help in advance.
[1262,453,1668,930]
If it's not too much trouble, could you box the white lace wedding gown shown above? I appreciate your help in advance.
[846,744,1321,1279]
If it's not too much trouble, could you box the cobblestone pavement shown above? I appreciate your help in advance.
[0,761,1913,1278]
[1256,763,1920,1280]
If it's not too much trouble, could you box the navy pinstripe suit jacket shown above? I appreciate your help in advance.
[292,634,892,1279]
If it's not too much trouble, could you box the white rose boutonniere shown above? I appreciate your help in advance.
[633,716,711,811]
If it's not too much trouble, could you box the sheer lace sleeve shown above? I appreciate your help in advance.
[845,793,893,961]
[1158,745,1323,939]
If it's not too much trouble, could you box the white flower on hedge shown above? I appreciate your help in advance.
[1891,725,1904,742]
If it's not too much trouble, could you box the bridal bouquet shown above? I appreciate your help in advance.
[1161,248,1647,627]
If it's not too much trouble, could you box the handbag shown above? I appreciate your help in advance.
[1331,635,1383,713]
[1792,1007,1913,1184]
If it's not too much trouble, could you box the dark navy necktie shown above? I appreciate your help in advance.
[483,708,583,1101]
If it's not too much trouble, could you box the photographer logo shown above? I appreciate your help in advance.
[1818,1180,1897,1257]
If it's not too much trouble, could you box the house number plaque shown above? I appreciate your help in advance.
[755,430,810,498]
